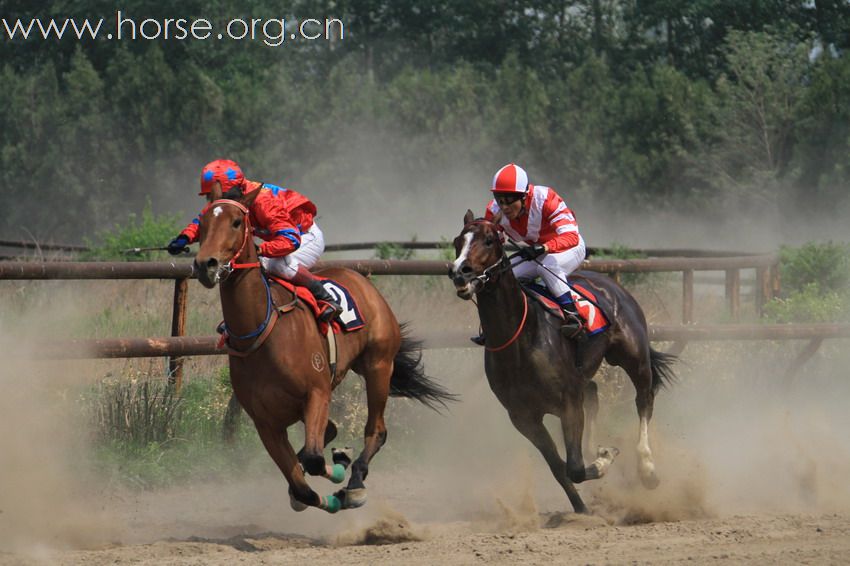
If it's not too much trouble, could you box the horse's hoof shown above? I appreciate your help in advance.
[640,472,661,490]
[598,446,620,459]
[338,487,367,509]
[332,447,354,468]
[320,494,342,514]
[289,490,309,512]
[325,463,346,484]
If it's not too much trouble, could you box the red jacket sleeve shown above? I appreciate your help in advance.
[541,189,580,253]
[179,203,212,243]
[253,191,301,257]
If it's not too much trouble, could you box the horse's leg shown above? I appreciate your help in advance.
[562,385,618,484]
[300,390,348,484]
[296,419,346,483]
[254,422,341,513]
[627,357,660,489]
[337,358,391,509]
[508,411,588,514]
[582,380,599,458]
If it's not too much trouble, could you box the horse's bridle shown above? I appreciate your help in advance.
[208,198,261,279]
[462,220,514,290]
[460,220,529,352]
[207,198,277,356]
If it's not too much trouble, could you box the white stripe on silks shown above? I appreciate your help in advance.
[550,213,571,224]
[556,225,578,235]
[525,185,549,241]
[500,220,524,243]
[548,202,567,218]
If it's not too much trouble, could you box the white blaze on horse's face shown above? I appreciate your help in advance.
[452,232,477,299]
[213,206,224,217]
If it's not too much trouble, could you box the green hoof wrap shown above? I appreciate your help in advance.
[328,463,346,484]
[321,494,342,514]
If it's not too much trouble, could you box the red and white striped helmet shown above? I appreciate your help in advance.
[490,163,529,195]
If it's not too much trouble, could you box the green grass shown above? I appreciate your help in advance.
[82,372,270,489]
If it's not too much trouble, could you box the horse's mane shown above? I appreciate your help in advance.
[223,186,245,200]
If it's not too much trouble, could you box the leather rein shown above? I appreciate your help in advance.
[465,220,530,353]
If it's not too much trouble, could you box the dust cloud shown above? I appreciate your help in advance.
[0,339,118,556]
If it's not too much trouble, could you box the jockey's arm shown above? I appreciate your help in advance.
[254,196,301,257]
[541,193,580,254]
[179,203,213,243]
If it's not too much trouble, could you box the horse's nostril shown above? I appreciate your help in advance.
[206,258,219,270]
[460,265,473,275]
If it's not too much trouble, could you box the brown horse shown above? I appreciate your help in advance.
[193,183,455,513]
[449,211,676,514]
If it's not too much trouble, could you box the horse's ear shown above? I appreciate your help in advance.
[492,210,503,225]
[463,209,475,226]
[241,186,261,207]
[210,181,223,202]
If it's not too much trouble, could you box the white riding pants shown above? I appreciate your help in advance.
[510,236,586,299]
[259,222,325,280]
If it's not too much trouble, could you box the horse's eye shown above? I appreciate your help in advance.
[232,218,242,229]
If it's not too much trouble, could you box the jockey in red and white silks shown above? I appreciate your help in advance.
[484,163,586,310]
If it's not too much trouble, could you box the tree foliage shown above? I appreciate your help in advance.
[0,0,848,241]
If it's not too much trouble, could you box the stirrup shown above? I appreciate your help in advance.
[560,316,586,341]
[317,302,342,323]
[470,334,486,346]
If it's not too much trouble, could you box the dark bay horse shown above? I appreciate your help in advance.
[449,210,676,514]
[193,183,455,513]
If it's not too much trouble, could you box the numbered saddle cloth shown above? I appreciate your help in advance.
[522,281,610,336]
[268,276,366,333]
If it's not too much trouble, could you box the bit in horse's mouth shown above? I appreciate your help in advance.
[455,282,476,299]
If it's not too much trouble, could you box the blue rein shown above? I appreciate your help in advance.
[221,273,275,340]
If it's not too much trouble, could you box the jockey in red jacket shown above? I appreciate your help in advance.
[484,163,587,338]
[168,159,341,320]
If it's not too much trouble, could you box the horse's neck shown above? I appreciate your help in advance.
[477,273,531,342]
[219,267,271,336]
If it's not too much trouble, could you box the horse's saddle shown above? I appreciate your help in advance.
[268,275,366,334]
[521,282,610,336]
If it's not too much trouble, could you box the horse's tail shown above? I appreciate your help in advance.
[649,347,678,395]
[389,323,458,412]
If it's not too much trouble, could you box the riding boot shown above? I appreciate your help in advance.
[470,332,486,346]
[289,265,343,322]
[306,280,343,322]
[556,296,586,340]
[559,301,586,372]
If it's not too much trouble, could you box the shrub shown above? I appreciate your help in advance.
[763,242,850,323]
[82,199,183,261]
[374,238,416,260]
[778,241,850,295]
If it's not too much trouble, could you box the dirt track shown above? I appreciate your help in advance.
[3,339,850,565]
[4,488,849,566]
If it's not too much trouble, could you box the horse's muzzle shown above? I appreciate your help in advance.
[194,257,222,289]
[450,262,478,299]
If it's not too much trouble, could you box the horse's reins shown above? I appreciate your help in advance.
[209,198,281,357]
[464,220,530,352]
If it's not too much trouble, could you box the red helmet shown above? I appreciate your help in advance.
[491,163,529,195]
[199,159,245,195]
